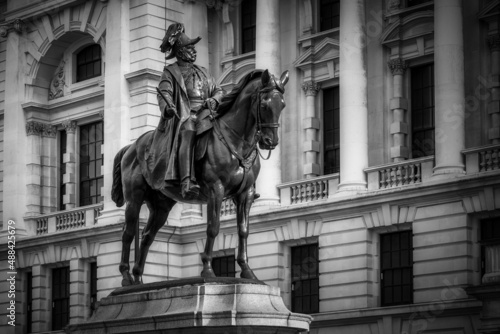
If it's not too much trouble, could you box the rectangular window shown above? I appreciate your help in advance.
[381,231,413,306]
[79,121,104,206]
[212,255,236,277]
[59,130,67,211]
[323,87,340,174]
[27,271,33,333]
[411,63,435,158]
[52,267,70,331]
[76,44,102,82]
[291,244,319,314]
[319,0,340,31]
[241,0,256,54]
[480,218,500,278]
[90,262,98,316]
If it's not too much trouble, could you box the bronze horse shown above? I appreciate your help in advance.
[111,69,289,285]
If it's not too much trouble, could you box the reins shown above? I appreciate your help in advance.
[209,83,282,195]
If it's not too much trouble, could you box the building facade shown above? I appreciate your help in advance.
[0,0,499,333]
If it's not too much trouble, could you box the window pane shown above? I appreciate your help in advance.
[411,64,435,158]
[381,231,413,307]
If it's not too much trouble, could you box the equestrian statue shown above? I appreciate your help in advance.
[111,23,289,286]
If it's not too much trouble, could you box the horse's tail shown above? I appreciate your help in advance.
[111,144,131,207]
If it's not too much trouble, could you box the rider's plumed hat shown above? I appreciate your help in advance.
[160,23,201,60]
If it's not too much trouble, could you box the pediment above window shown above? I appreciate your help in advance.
[381,11,434,59]
[294,37,340,82]
[478,1,499,22]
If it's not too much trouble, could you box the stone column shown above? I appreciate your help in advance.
[31,264,49,332]
[388,58,409,161]
[254,0,281,206]
[62,121,77,210]
[2,26,28,233]
[488,34,500,144]
[433,0,465,175]
[338,0,368,192]
[99,0,130,224]
[302,81,321,177]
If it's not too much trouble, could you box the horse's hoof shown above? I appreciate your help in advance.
[133,275,143,285]
[241,270,258,280]
[121,278,132,287]
[200,269,216,278]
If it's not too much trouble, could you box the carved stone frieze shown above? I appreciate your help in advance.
[388,58,408,75]
[26,121,56,137]
[302,81,321,96]
[62,120,77,134]
[49,60,66,100]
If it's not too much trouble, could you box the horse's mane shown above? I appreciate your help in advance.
[217,70,264,117]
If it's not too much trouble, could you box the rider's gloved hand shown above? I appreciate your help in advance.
[204,98,218,111]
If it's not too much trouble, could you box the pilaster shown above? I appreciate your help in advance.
[31,264,49,333]
[62,120,77,209]
[487,34,500,144]
[433,0,466,176]
[254,0,281,207]
[25,121,43,217]
[337,0,368,193]
[69,259,86,324]
[302,81,321,177]
[41,125,57,213]
[388,58,409,161]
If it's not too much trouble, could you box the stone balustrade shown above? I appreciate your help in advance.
[365,156,434,191]
[30,204,103,236]
[220,199,236,217]
[278,174,339,206]
[463,144,500,174]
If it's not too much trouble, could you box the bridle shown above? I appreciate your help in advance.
[254,84,284,159]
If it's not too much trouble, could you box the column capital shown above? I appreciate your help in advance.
[25,121,44,136]
[388,58,408,75]
[42,124,57,138]
[302,81,321,96]
[62,120,78,134]
[0,18,25,38]
[488,34,500,52]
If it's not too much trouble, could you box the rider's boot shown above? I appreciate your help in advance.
[179,129,200,199]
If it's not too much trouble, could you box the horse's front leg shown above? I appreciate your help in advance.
[235,186,258,280]
[201,182,224,278]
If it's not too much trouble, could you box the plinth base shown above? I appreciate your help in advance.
[66,277,312,334]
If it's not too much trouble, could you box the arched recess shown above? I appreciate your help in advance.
[380,11,434,60]
[217,58,256,91]
[23,0,107,103]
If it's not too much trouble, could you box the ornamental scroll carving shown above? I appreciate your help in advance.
[488,34,500,52]
[26,121,57,137]
[388,58,408,75]
[49,60,66,100]
[62,120,77,134]
[0,18,24,38]
[302,81,321,96]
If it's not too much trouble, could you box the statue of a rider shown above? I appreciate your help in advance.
[157,23,224,199]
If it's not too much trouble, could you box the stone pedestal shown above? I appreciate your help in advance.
[66,278,311,334]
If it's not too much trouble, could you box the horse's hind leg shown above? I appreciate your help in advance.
[201,183,224,278]
[119,198,143,286]
[235,186,258,280]
[133,193,175,283]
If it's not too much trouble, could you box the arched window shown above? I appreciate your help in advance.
[76,44,102,82]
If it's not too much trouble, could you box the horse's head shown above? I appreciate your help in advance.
[255,69,289,150]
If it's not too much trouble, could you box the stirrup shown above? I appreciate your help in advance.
[181,179,200,199]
